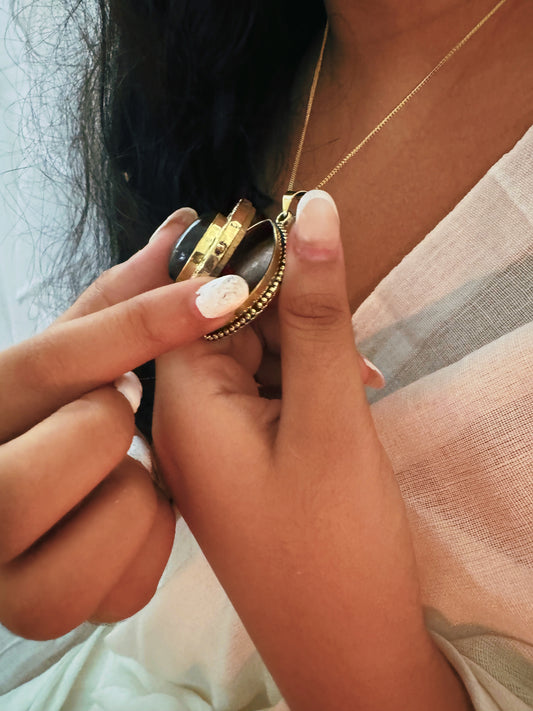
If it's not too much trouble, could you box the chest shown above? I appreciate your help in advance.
[269,108,532,313]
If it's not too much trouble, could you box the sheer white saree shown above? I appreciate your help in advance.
[355,124,533,709]
[2,127,532,711]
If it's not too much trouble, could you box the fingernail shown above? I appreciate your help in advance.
[114,371,143,412]
[149,207,198,244]
[195,275,250,319]
[127,433,153,472]
[362,356,386,389]
[294,190,340,259]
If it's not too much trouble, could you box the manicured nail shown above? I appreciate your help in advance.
[294,189,340,258]
[114,371,143,412]
[149,207,198,243]
[127,433,153,472]
[195,275,249,318]
[362,356,386,389]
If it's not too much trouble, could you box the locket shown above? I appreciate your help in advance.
[169,194,304,339]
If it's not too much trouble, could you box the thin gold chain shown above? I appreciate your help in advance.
[287,0,510,193]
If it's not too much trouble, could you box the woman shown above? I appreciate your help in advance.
[1,0,532,709]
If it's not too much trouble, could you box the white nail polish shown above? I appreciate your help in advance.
[127,433,153,472]
[294,190,340,255]
[114,371,143,412]
[195,275,249,319]
[148,207,198,243]
[296,189,339,221]
[362,356,386,389]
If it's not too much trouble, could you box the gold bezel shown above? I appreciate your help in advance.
[205,219,286,340]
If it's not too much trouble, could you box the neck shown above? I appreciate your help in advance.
[314,0,514,117]
[323,0,505,49]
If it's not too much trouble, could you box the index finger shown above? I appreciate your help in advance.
[56,207,198,323]
[0,275,249,441]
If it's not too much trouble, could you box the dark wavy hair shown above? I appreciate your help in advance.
[11,0,325,289]
[12,0,326,433]
[83,0,326,262]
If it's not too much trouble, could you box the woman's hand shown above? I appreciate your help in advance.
[0,208,250,640]
[153,192,472,711]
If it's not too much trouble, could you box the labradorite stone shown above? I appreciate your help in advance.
[226,221,276,290]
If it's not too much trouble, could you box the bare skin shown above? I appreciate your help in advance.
[0,210,248,639]
[0,209,379,640]
[266,0,533,311]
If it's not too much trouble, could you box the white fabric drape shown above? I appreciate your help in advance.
[353,123,533,709]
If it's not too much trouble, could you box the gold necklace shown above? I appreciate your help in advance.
[169,0,510,339]
[278,0,510,224]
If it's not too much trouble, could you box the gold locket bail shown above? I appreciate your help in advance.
[276,190,307,232]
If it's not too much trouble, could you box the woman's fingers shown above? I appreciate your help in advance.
[90,489,175,624]
[255,339,385,393]
[153,329,275,520]
[0,457,168,640]
[278,191,374,448]
[0,275,248,442]
[56,207,198,323]
[0,384,136,563]
[254,300,385,392]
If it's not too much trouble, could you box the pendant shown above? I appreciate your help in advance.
[168,192,306,340]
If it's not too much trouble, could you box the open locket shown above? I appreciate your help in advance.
[169,198,290,340]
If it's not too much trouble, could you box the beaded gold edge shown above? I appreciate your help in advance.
[205,226,287,341]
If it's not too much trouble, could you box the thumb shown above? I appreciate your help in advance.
[278,190,372,443]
